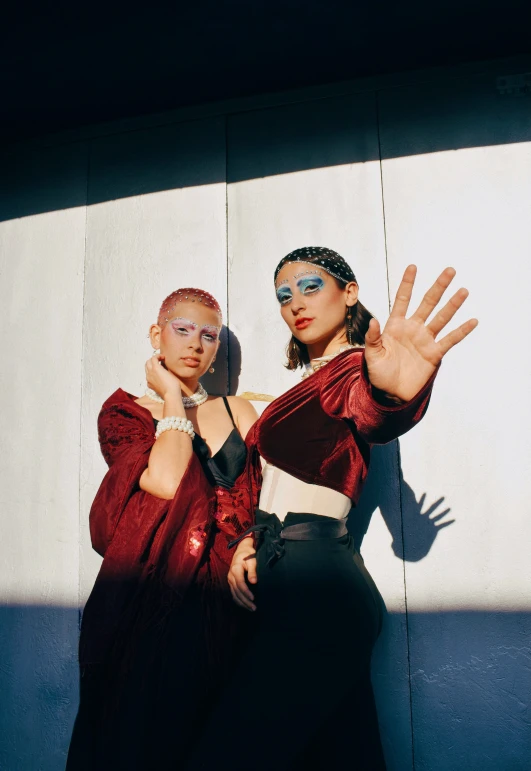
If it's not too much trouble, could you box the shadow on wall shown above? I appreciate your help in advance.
[2,65,531,222]
[0,604,529,771]
[353,443,454,562]
[200,326,242,397]
[371,608,531,771]
[0,605,79,771]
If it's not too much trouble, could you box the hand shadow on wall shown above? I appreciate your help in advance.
[349,442,455,562]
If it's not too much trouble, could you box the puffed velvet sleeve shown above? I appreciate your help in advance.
[89,396,156,557]
[320,349,437,444]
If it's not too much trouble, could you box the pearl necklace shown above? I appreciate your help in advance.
[302,344,361,379]
[145,383,209,409]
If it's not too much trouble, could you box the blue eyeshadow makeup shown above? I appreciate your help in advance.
[275,273,326,305]
[276,286,293,305]
[297,276,325,294]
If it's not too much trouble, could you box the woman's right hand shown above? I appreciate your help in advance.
[145,355,182,399]
[228,537,257,612]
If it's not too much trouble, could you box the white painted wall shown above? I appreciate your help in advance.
[379,74,531,770]
[0,144,88,769]
[1,66,529,770]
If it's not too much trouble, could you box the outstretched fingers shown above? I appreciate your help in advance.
[431,509,454,527]
[389,265,417,318]
[427,287,470,337]
[437,317,479,357]
[412,267,456,323]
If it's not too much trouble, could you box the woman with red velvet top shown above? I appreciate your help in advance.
[190,248,477,771]
[66,288,260,771]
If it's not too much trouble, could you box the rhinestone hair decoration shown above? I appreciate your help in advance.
[157,288,223,326]
[274,247,357,286]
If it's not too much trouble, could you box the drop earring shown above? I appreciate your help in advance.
[346,307,353,346]
[209,358,216,374]
[152,348,160,355]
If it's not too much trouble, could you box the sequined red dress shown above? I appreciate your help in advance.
[66,390,260,771]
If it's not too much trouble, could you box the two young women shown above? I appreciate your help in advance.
[67,248,476,770]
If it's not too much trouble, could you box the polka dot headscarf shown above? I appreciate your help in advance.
[274,246,357,286]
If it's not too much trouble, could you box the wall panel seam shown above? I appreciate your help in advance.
[376,88,416,771]
[397,442,416,771]
[376,90,392,315]
[77,141,92,630]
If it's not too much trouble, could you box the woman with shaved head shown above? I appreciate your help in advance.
[67,288,260,770]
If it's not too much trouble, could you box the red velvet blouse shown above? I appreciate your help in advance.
[247,348,436,505]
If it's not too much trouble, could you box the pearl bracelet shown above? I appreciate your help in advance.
[155,416,195,440]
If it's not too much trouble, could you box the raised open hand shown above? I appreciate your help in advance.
[365,266,478,402]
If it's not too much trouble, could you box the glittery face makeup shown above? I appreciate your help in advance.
[273,248,357,286]
[169,317,220,344]
[275,273,326,306]
[274,258,360,354]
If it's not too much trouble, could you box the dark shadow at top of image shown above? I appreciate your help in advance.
[2,62,531,222]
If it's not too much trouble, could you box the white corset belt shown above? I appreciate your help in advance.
[259,462,352,523]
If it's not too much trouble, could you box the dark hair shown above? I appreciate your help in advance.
[285,298,373,370]
[274,246,375,370]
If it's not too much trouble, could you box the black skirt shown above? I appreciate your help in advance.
[188,509,387,771]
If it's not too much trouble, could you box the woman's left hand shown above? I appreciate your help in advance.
[228,537,257,612]
[364,266,478,402]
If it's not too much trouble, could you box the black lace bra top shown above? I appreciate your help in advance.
[153,397,247,489]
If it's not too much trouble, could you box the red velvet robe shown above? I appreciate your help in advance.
[68,390,261,768]
[79,389,261,670]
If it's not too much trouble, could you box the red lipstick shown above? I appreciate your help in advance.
[294,317,313,330]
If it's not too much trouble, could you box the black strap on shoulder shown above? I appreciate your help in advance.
[222,396,237,428]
